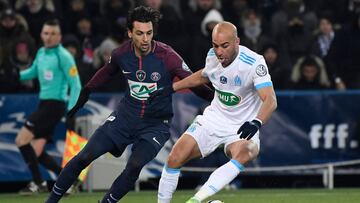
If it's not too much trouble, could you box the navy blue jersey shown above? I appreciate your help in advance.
[86,40,211,119]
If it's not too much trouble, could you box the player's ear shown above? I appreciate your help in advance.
[127,29,132,39]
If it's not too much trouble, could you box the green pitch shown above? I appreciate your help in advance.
[1,189,360,203]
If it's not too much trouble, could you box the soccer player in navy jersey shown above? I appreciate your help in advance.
[45,6,213,203]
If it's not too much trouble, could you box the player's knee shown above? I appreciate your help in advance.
[167,153,183,168]
[232,145,259,164]
[15,135,27,147]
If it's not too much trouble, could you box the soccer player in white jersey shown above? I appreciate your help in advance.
[149,21,277,203]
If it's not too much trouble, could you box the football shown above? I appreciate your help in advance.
[207,200,224,203]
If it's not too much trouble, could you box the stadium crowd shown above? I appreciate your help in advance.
[1,0,360,93]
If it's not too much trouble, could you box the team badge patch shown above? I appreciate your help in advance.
[136,70,146,81]
[234,75,241,86]
[69,66,78,77]
[220,76,227,84]
[151,72,161,81]
[255,64,267,77]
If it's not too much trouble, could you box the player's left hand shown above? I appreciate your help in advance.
[237,120,262,140]
[147,85,175,104]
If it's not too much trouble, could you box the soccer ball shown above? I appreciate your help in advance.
[207,200,224,203]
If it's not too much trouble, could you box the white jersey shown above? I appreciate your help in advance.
[201,45,272,135]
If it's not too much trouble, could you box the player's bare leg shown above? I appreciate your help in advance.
[158,134,202,203]
[188,140,259,202]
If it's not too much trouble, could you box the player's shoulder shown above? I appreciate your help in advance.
[238,45,263,66]
[206,48,216,58]
[37,47,46,55]
[154,40,177,55]
[112,40,132,57]
[154,40,182,60]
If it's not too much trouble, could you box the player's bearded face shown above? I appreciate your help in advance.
[212,33,239,67]
[129,21,154,55]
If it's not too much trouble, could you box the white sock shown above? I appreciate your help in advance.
[194,159,244,201]
[157,165,181,203]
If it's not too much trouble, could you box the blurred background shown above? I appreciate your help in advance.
[1,0,360,193]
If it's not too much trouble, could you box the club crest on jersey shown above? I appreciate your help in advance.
[234,75,241,86]
[136,70,146,81]
[220,76,227,84]
[256,64,267,77]
[151,72,161,81]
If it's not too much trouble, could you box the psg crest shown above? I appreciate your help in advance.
[136,70,146,81]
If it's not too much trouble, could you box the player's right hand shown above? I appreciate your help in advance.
[67,87,90,118]
[147,85,175,104]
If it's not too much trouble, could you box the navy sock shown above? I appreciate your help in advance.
[101,140,158,203]
[19,144,43,184]
[38,151,62,175]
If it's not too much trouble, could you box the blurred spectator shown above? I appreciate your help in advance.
[342,13,360,89]
[183,0,222,70]
[92,37,126,92]
[144,0,185,55]
[310,12,336,58]
[0,7,36,92]
[100,0,133,36]
[240,9,273,52]
[222,0,250,36]
[251,0,280,34]
[1,40,36,92]
[271,0,318,39]
[261,43,292,90]
[290,55,330,90]
[271,0,317,64]
[17,0,55,46]
[305,0,348,26]
[62,0,89,35]
[62,34,94,86]
[0,0,9,10]
[326,13,360,89]
[309,11,347,90]
[74,14,103,65]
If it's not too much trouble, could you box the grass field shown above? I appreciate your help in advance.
[1,188,360,203]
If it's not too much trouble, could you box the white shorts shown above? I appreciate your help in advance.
[185,115,260,157]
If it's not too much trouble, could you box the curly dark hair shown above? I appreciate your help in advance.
[127,6,160,32]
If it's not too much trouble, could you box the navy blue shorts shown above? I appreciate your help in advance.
[94,110,171,157]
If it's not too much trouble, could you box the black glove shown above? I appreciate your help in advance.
[237,119,262,140]
[67,87,90,118]
[147,85,175,104]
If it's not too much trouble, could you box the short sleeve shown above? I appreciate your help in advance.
[201,48,216,78]
[252,56,273,90]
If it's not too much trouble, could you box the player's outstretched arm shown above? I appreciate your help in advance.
[148,69,211,103]
[67,87,90,118]
[173,69,209,91]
